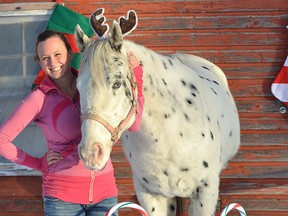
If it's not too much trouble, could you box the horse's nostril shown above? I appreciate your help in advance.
[93,142,105,162]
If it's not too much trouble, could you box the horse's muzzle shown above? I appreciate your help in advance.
[78,142,106,170]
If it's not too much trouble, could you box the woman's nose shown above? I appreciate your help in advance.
[48,56,57,65]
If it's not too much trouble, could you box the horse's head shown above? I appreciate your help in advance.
[74,13,138,170]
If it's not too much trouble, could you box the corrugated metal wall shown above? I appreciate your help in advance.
[0,0,288,215]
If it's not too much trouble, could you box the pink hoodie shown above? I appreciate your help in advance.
[0,67,144,204]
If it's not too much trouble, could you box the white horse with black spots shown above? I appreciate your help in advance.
[74,9,240,216]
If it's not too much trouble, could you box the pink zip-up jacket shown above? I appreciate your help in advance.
[0,67,144,204]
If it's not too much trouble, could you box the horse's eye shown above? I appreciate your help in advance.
[112,81,122,89]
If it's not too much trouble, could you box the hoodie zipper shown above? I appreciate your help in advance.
[89,171,95,203]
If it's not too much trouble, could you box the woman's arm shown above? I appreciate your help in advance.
[0,90,46,170]
[127,52,144,132]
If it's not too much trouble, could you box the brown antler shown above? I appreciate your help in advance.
[90,8,109,38]
[118,10,138,37]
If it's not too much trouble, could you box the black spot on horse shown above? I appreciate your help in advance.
[148,74,154,86]
[211,87,217,95]
[229,130,232,137]
[213,80,219,85]
[162,78,167,86]
[201,179,208,187]
[196,186,201,193]
[181,80,186,86]
[203,161,209,168]
[181,167,189,172]
[163,170,169,176]
[114,73,122,79]
[123,80,127,88]
[164,114,170,119]
[186,98,193,106]
[184,113,189,121]
[168,58,173,66]
[210,131,214,140]
[157,88,164,97]
[143,177,149,184]
[189,84,198,92]
[163,61,167,70]
[125,90,131,97]
[202,66,210,70]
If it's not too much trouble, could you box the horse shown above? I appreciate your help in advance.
[74,9,240,216]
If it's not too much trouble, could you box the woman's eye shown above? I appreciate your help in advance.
[42,57,49,61]
[112,81,122,89]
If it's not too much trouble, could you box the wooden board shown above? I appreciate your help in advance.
[0,0,288,215]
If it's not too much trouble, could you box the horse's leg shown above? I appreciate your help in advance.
[133,177,177,216]
[188,175,219,216]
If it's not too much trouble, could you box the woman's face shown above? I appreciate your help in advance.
[37,36,72,80]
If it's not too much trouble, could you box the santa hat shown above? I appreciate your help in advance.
[271,55,288,106]
[271,25,288,106]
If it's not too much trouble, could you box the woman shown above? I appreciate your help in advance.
[0,30,144,216]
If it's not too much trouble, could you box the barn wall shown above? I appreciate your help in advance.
[0,0,288,215]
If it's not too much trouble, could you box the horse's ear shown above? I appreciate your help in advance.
[109,20,123,52]
[74,24,90,52]
[118,10,138,37]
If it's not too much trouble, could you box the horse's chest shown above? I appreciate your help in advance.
[123,137,209,197]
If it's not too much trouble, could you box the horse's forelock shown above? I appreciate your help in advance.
[85,39,129,87]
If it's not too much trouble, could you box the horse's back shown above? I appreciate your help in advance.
[172,53,228,87]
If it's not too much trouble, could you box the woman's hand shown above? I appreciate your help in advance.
[127,51,140,69]
[46,149,63,166]
[127,51,143,97]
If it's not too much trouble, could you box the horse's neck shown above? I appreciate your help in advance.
[124,41,193,128]
[124,40,166,79]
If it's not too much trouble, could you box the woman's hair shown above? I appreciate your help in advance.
[34,30,72,61]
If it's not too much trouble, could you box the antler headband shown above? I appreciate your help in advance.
[118,10,138,37]
[89,8,138,39]
[90,8,109,39]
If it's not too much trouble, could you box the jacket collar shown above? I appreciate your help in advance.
[37,68,78,94]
